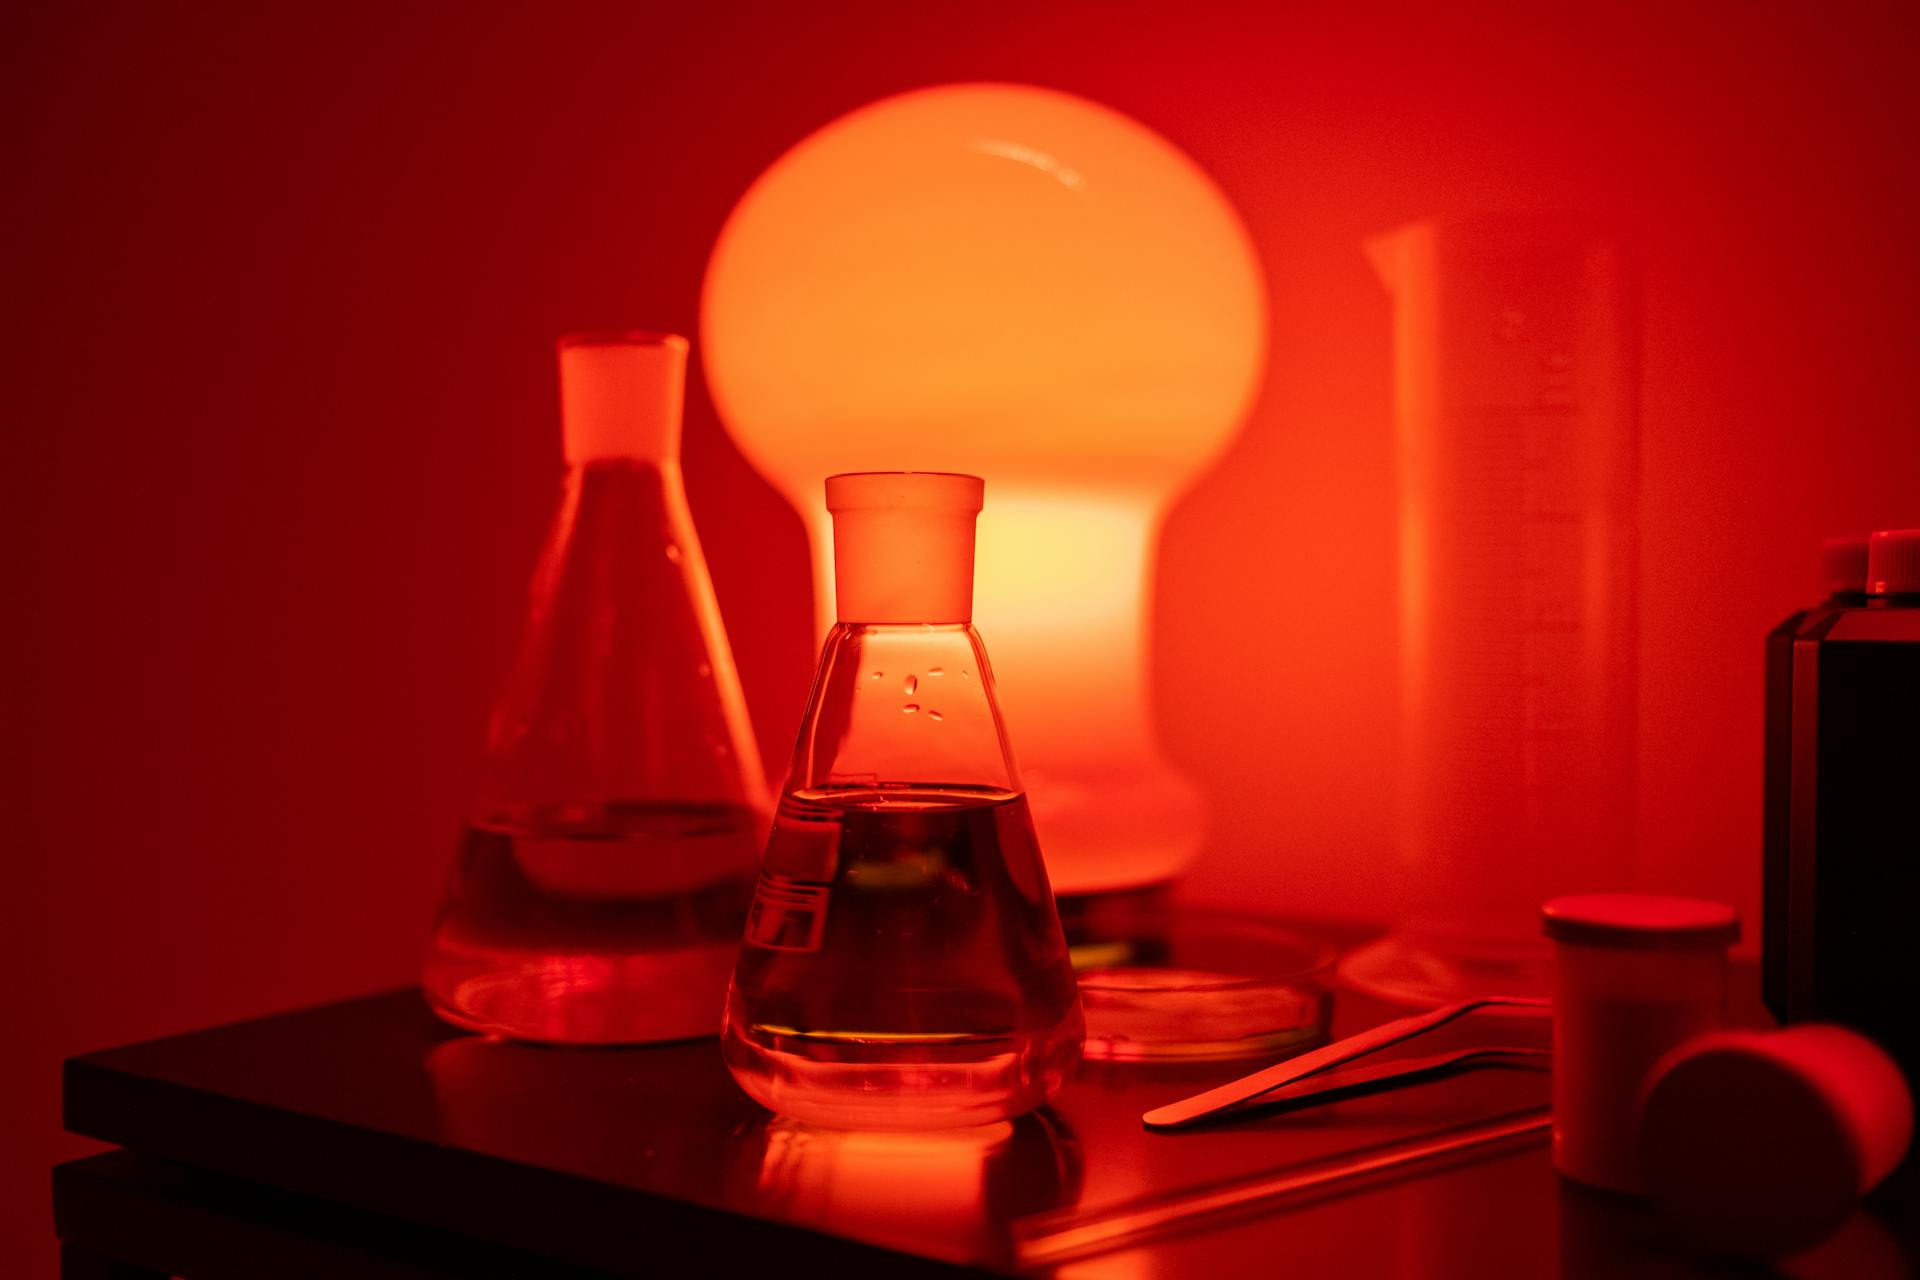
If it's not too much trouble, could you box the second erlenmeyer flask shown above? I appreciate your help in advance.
[723,472,1083,1129]
[424,332,769,1045]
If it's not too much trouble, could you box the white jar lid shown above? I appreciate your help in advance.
[1541,893,1739,950]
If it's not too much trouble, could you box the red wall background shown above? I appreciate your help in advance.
[6,2,1917,1270]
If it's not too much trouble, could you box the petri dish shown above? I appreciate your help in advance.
[1076,912,1336,1062]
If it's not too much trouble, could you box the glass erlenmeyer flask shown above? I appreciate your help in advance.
[723,472,1083,1129]
[424,332,769,1045]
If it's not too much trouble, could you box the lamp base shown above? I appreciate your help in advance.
[1057,881,1175,970]
[1338,929,1552,1007]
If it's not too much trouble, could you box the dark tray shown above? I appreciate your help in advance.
[60,983,1581,1275]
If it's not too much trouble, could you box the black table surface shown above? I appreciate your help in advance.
[58,974,1918,1277]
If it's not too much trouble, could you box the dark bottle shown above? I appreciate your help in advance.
[1763,529,1920,1073]
[1761,536,1867,1018]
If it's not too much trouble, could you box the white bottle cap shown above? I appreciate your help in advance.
[1820,535,1870,599]
[556,332,688,465]
[827,472,984,624]
[1541,893,1741,950]
[1867,528,1920,596]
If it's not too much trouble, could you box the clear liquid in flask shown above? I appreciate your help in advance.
[427,801,760,1044]
[725,784,1082,1130]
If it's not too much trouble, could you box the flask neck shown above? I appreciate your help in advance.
[568,454,686,485]
[826,472,983,625]
[477,455,765,816]
[551,459,696,550]
[557,333,687,466]
[565,426,682,469]
[787,622,1020,796]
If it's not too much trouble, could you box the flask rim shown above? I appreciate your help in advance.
[825,471,985,513]
[556,330,689,353]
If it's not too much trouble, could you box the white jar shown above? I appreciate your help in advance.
[1542,893,1739,1193]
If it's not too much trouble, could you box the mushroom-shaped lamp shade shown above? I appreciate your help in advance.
[701,82,1268,897]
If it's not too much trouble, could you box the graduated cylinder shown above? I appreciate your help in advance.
[1349,216,1640,1002]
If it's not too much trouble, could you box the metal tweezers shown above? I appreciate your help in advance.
[1142,996,1550,1130]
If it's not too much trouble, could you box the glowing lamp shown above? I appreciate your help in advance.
[702,83,1267,898]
